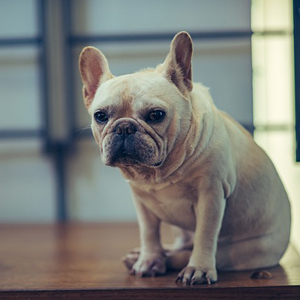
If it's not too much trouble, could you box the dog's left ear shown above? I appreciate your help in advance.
[163,31,193,95]
[79,47,113,109]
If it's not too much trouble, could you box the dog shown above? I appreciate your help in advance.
[79,31,291,285]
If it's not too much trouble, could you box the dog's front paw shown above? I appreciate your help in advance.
[176,265,217,285]
[130,253,167,277]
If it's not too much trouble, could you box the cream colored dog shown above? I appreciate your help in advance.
[79,32,291,285]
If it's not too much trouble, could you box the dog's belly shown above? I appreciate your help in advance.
[141,185,197,230]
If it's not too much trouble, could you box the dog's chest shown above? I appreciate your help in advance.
[141,183,197,230]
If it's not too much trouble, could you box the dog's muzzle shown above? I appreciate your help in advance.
[108,120,142,165]
[101,119,161,167]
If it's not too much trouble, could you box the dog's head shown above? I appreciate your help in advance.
[79,32,200,180]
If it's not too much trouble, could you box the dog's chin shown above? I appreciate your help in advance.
[111,154,140,167]
[104,153,163,168]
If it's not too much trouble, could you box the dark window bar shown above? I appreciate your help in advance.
[294,0,300,162]
[70,30,252,44]
[0,37,43,47]
[69,30,292,45]
[37,0,51,153]
[0,130,44,139]
[62,0,76,149]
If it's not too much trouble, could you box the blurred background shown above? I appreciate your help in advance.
[0,0,299,252]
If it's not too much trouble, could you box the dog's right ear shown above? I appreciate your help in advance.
[79,47,113,108]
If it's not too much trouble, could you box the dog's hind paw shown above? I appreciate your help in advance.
[122,249,140,271]
[130,252,167,277]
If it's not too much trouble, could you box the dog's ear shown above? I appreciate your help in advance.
[163,31,193,95]
[79,47,113,108]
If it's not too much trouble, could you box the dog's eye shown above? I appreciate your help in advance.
[94,111,108,123]
[147,110,165,123]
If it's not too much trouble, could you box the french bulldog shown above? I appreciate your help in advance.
[79,31,291,285]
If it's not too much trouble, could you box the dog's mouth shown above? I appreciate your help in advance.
[111,146,162,167]
[113,148,139,165]
[112,153,163,168]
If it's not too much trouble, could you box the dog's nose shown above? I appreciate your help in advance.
[115,122,137,137]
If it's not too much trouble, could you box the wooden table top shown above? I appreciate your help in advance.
[0,222,299,299]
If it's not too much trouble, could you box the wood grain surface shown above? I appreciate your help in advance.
[0,223,299,299]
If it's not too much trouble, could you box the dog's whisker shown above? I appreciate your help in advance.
[74,126,92,138]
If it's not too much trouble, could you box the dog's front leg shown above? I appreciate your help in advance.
[177,183,226,285]
[129,191,167,277]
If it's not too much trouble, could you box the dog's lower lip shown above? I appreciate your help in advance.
[113,152,138,165]
[119,151,132,158]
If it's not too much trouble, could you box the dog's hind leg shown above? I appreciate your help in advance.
[216,231,289,271]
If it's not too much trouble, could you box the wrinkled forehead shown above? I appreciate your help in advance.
[90,73,172,112]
